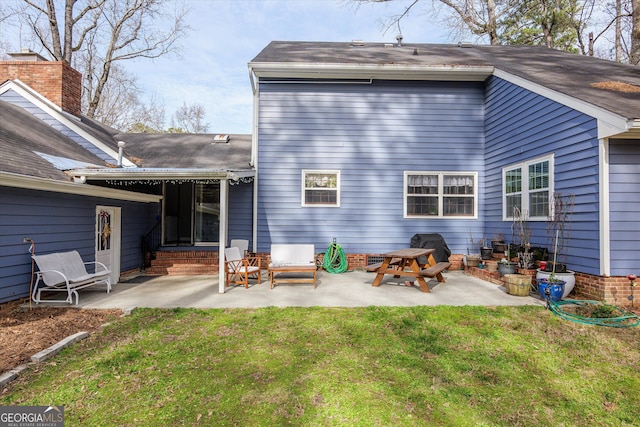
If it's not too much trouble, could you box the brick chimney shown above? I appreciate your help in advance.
[0,49,82,117]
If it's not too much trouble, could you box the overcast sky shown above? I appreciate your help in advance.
[4,0,454,134]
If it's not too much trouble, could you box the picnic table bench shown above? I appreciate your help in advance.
[370,248,449,292]
[364,258,401,272]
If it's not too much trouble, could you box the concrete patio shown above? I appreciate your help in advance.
[41,269,545,311]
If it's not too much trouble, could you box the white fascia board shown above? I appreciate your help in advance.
[493,69,635,139]
[1,171,161,203]
[0,80,136,167]
[249,62,495,81]
[73,168,256,180]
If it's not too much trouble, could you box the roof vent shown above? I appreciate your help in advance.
[396,34,403,47]
[213,134,230,143]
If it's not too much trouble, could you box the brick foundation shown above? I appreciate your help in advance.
[462,261,637,307]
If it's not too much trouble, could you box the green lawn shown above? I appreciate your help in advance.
[2,306,639,426]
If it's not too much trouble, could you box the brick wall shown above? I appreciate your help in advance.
[576,272,637,306]
[462,262,638,307]
[0,60,82,116]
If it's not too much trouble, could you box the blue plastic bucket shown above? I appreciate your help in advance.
[537,279,565,302]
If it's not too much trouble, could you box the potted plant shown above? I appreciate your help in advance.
[512,207,535,269]
[485,259,499,272]
[536,193,576,298]
[480,237,493,260]
[498,257,517,276]
[536,270,565,303]
[491,232,506,254]
[465,233,481,268]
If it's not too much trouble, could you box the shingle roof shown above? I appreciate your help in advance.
[1,95,252,182]
[0,100,106,180]
[115,133,252,171]
[250,41,640,121]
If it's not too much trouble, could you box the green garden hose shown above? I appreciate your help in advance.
[323,239,348,274]
[548,299,640,328]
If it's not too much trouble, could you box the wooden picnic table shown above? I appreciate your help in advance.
[370,248,449,293]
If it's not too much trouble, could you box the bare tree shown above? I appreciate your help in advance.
[89,63,165,132]
[0,3,21,57]
[354,0,518,45]
[617,0,623,60]
[170,102,209,134]
[13,0,189,119]
[631,0,640,63]
[125,93,166,133]
[359,0,639,65]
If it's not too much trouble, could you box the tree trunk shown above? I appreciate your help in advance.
[631,0,640,64]
[63,0,75,63]
[45,0,64,61]
[616,0,622,62]
[487,0,499,45]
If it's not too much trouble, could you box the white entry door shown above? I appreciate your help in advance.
[96,206,121,284]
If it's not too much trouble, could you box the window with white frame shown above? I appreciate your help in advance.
[404,172,477,218]
[302,170,340,207]
[503,155,553,220]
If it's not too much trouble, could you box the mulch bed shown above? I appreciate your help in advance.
[0,299,122,376]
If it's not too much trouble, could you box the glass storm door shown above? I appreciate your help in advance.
[195,183,220,243]
[96,206,121,284]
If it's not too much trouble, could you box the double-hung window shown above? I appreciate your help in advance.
[302,170,340,207]
[503,155,553,220]
[404,172,477,218]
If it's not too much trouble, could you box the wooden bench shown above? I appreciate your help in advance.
[31,250,111,305]
[364,258,401,272]
[269,244,317,288]
[420,262,451,282]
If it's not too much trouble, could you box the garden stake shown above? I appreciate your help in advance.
[628,274,637,308]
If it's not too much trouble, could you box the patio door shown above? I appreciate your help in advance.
[96,206,121,284]
[163,182,220,245]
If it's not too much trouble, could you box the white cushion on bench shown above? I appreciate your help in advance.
[269,244,315,267]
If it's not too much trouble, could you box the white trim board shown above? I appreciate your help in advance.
[1,172,161,203]
[492,69,634,139]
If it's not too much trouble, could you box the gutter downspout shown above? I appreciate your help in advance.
[599,138,610,276]
[218,178,229,293]
[249,66,259,254]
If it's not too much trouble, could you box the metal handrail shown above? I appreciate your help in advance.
[140,221,161,270]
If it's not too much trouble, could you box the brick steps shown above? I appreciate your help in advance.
[146,250,220,276]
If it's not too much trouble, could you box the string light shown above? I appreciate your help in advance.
[104,177,254,186]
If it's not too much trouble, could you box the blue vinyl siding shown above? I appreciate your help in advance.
[227,182,254,247]
[0,186,158,303]
[257,80,485,254]
[484,76,600,274]
[609,140,640,275]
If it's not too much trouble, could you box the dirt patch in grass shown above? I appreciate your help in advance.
[0,299,122,375]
